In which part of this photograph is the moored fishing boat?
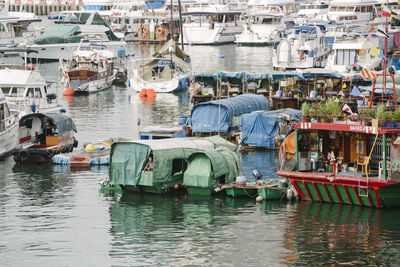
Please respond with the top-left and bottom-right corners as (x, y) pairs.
(183, 147), (239, 195)
(12, 112), (78, 164)
(130, 40), (191, 93)
(278, 101), (400, 208)
(101, 136), (237, 194)
(60, 42), (117, 94)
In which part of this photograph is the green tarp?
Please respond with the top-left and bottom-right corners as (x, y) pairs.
(183, 148), (239, 188)
(111, 143), (151, 186)
(110, 137), (230, 186)
(33, 24), (82, 45)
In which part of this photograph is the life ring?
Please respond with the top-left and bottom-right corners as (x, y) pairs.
(143, 27), (149, 34)
(276, 101), (285, 109)
(112, 25), (117, 32)
(64, 73), (69, 79)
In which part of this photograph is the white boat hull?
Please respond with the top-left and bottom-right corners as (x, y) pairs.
(23, 41), (127, 61)
(71, 75), (115, 94)
(182, 24), (243, 45)
(0, 115), (19, 157)
(130, 72), (191, 93)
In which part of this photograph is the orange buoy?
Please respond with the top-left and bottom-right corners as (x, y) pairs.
(139, 88), (147, 97)
(64, 87), (75, 96)
(174, 184), (179, 190)
(146, 89), (156, 97)
(257, 182), (261, 186)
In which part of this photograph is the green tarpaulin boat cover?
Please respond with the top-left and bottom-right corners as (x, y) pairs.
(33, 24), (82, 45)
(110, 136), (235, 186)
(183, 148), (239, 188)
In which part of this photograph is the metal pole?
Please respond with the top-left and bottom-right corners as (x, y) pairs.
(295, 129), (299, 171)
(178, 0), (184, 51)
(383, 134), (387, 179)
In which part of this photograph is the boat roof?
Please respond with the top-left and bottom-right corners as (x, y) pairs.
(294, 122), (400, 135)
(117, 137), (215, 151)
(140, 125), (184, 135)
(0, 69), (45, 87)
(19, 113), (77, 133)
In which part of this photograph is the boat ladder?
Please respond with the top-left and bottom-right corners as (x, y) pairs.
(358, 180), (370, 197)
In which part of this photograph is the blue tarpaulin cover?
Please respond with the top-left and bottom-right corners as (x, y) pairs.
(218, 72), (245, 79)
(190, 94), (269, 133)
(265, 108), (302, 122)
(240, 113), (279, 148)
(146, 0), (165, 9)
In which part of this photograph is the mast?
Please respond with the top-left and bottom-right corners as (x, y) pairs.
(178, 0), (184, 50)
(170, 0), (174, 40)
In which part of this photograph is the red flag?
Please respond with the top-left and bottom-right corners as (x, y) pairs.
(370, 26), (376, 31)
(382, 6), (391, 17)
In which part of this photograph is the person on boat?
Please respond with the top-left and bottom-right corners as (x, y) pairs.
(31, 117), (42, 143)
(144, 155), (154, 171)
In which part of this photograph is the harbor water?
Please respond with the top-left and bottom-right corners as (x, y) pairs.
(1, 44), (400, 266)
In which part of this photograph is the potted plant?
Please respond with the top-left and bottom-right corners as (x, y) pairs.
(301, 102), (311, 122)
(393, 110), (400, 127)
(384, 111), (394, 128)
(325, 99), (342, 122)
(376, 104), (386, 126)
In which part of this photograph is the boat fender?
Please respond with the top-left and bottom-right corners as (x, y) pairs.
(252, 169), (263, 180)
(146, 89), (156, 97)
(286, 189), (294, 200)
(256, 196), (264, 202)
(214, 187), (221, 193)
(174, 184), (179, 190)
(292, 186), (299, 198)
(26, 63), (35, 70)
(64, 87), (75, 96)
(139, 88), (148, 97)
(112, 25), (117, 31)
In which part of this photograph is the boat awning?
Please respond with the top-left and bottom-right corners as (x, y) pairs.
(218, 71), (245, 79)
(190, 94), (270, 133)
(269, 71), (306, 81)
(245, 73), (269, 81)
(19, 113), (77, 133)
(194, 73), (218, 80)
(301, 72), (345, 80)
(33, 24), (80, 45)
(293, 26), (318, 34)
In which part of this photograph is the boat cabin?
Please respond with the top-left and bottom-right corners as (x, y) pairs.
(13, 112), (78, 164)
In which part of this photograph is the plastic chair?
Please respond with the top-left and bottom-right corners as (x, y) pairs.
(379, 160), (392, 179)
(355, 156), (369, 174)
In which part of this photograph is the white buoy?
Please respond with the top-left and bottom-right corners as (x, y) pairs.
(292, 187), (299, 198)
(287, 189), (294, 200)
(256, 196), (264, 202)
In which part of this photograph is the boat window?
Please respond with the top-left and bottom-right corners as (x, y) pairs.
(34, 88), (42, 98)
(345, 7), (354, 11)
(10, 87), (25, 97)
(0, 23), (5, 32)
(337, 6), (346, 11)
(27, 87), (34, 97)
(171, 158), (187, 176)
(361, 6), (367, 12)
(0, 103), (4, 121)
(262, 18), (273, 24)
(0, 87), (10, 95)
(336, 49), (356, 66)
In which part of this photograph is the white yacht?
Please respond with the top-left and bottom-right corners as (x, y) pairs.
(60, 42), (117, 94)
(0, 88), (19, 157)
(295, 1), (329, 24)
(273, 26), (330, 69)
(181, 1), (244, 45)
(0, 48), (66, 115)
(325, 34), (382, 74)
(130, 40), (191, 93)
(19, 11), (127, 61)
(327, 0), (379, 24)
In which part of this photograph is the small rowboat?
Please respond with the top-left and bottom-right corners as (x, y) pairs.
(69, 154), (91, 168)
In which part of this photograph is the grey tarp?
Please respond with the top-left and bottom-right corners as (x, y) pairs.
(19, 112), (77, 133)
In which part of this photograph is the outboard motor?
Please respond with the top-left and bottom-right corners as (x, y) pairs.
(252, 169), (262, 181)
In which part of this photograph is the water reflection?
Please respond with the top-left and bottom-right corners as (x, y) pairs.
(283, 202), (400, 266)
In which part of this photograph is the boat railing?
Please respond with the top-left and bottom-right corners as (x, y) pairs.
(7, 96), (59, 110)
(302, 104), (400, 128)
(0, 112), (18, 132)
